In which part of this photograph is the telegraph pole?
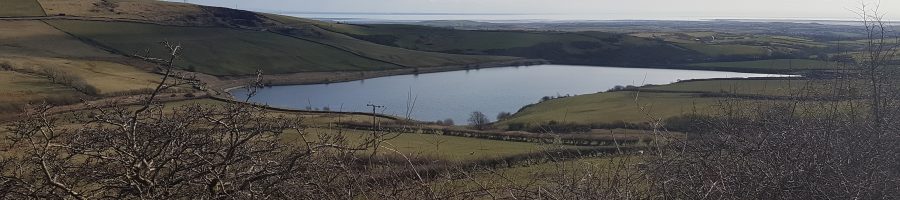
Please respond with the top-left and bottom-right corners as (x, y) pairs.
(366, 104), (385, 165)
(366, 104), (384, 132)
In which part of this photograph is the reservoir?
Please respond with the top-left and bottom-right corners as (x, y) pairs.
(231, 65), (783, 123)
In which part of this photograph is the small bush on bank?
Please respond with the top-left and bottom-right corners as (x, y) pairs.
(42, 68), (100, 96)
(0, 61), (11, 71)
(663, 114), (717, 134)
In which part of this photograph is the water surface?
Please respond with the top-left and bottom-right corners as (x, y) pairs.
(231, 65), (782, 123)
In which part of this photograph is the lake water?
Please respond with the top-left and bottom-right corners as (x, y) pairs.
(230, 65), (782, 123)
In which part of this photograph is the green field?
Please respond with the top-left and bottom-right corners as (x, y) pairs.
(291, 127), (568, 162)
(308, 22), (703, 66)
(502, 77), (858, 126)
(501, 91), (723, 126)
(0, 0), (45, 17)
(644, 79), (816, 96)
(47, 20), (405, 76)
(688, 59), (833, 71)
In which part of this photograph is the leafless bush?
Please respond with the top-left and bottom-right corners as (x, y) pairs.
(0, 61), (11, 71)
(647, 102), (900, 199)
(42, 68), (100, 96)
(468, 111), (489, 130)
(91, 0), (118, 13)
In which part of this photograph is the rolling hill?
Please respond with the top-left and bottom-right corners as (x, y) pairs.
(306, 23), (707, 66)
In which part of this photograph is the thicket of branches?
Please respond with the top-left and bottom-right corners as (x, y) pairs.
(645, 4), (900, 199)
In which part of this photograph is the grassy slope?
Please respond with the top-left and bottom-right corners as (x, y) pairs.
(263, 14), (520, 68)
(47, 20), (403, 76)
(315, 23), (702, 66)
(0, 56), (161, 95)
(0, 0), (46, 17)
(292, 128), (563, 162)
(501, 77), (843, 126)
(36, 1), (524, 76)
(689, 59), (832, 70)
(38, 0), (247, 26)
(676, 43), (768, 57)
(501, 91), (722, 125)
(644, 79), (814, 96)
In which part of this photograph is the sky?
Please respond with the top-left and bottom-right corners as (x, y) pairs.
(176, 0), (900, 20)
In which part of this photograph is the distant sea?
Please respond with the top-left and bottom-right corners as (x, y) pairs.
(278, 12), (869, 25)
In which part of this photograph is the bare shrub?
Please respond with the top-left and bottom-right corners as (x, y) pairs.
(0, 61), (11, 71)
(648, 102), (900, 199)
(42, 68), (100, 96)
(645, 4), (900, 199)
(468, 111), (489, 130)
(496, 111), (512, 121)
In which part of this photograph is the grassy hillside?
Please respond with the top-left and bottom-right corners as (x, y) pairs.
(630, 31), (822, 58)
(292, 128), (563, 162)
(500, 91), (722, 126)
(643, 79), (814, 96)
(312, 23), (704, 66)
(264, 14), (519, 68)
(47, 20), (406, 75)
(676, 43), (769, 57)
(0, 56), (161, 95)
(38, 0), (281, 27)
(0, 0), (46, 17)
(500, 78), (837, 127)
(688, 59), (832, 71)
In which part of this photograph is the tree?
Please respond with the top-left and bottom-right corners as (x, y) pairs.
(496, 112), (512, 121)
(441, 118), (454, 126)
(468, 111), (489, 130)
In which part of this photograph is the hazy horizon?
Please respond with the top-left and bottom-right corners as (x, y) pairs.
(172, 0), (899, 21)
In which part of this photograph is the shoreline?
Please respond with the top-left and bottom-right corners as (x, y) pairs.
(212, 59), (810, 94)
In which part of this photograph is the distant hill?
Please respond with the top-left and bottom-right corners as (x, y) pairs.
(307, 23), (707, 67)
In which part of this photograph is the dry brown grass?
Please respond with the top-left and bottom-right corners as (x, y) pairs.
(38, 0), (281, 27)
(0, 70), (84, 114)
(0, 56), (161, 95)
(39, 0), (204, 24)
